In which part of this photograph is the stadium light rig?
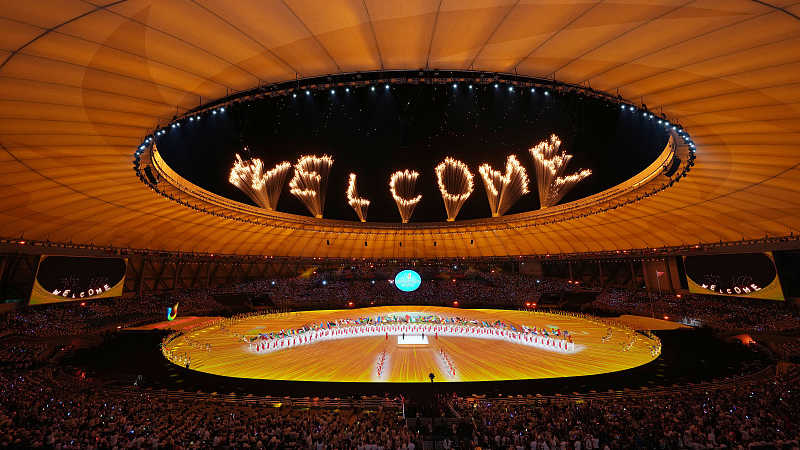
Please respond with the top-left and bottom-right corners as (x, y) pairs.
(436, 157), (474, 221)
(529, 135), (591, 208)
(346, 173), (370, 222)
(289, 155), (334, 218)
(390, 170), (422, 223)
(479, 155), (530, 217)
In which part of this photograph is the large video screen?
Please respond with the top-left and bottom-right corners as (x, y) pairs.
(683, 252), (784, 301)
(394, 270), (422, 292)
(29, 256), (127, 305)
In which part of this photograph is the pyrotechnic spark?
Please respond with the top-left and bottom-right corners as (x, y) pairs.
(289, 155), (334, 218)
(479, 155), (529, 217)
(435, 157), (474, 221)
(529, 135), (591, 208)
(228, 153), (290, 210)
(390, 170), (422, 223)
(346, 173), (370, 222)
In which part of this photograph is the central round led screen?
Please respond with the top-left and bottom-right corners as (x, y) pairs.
(394, 270), (422, 292)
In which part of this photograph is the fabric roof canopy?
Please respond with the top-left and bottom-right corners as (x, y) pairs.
(1, 0), (798, 258)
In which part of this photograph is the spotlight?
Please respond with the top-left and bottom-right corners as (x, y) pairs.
(345, 87), (350, 92)
(293, 93), (297, 97)
(171, 124), (175, 128)
(220, 107), (225, 112)
(544, 91), (549, 95)
(531, 88), (535, 92)
(385, 84), (389, 89)
(306, 90), (310, 95)
(453, 83), (457, 88)
(371, 86), (375, 91)
(331, 89), (335, 94)
(508, 86), (513, 92)
(468, 85), (473, 89)
(629, 106), (635, 110)
(212, 110), (217, 115)
(189, 117), (194, 121)
(621, 104), (626, 110)
(494, 83), (498, 88)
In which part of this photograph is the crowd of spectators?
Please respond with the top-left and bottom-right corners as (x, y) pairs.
(222, 271), (597, 309)
(0, 365), (798, 449)
(0, 289), (226, 338)
(454, 367), (800, 450)
(780, 339), (800, 362)
(0, 341), (46, 371)
(1, 267), (800, 448)
(0, 369), (413, 450)
(1, 268), (799, 339)
(588, 289), (800, 333)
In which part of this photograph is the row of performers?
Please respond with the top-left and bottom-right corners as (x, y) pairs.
(246, 323), (576, 353)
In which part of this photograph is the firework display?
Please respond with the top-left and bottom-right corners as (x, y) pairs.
(228, 153), (291, 210)
(529, 135), (591, 208)
(478, 155), (530, 217)
(436, 157), (474, 221)
(228, 135), (593, 220)
(390, 170), (422, 223)
(346, 173), (370, 222)
(289, 155), (334, 218)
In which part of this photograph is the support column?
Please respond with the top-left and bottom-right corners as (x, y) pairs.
(0, 256), (7, 285)
(630, 260), (637, 289)
(135, 258), (146, 296)
(173, 258), (181, 292)
(663, 258), (674, 293)
(642, 260), (651, 291)
(598, 261), (604, 287)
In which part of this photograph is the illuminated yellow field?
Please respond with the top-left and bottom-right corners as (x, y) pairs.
(166, 306), (659, 383)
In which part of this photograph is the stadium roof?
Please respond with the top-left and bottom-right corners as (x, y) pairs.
(1, 0), (798, 258)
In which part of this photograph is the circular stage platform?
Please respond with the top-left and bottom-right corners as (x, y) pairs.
(163, 306), (660, 383)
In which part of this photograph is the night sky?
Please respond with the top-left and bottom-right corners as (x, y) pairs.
(157, 83), (668, 223)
